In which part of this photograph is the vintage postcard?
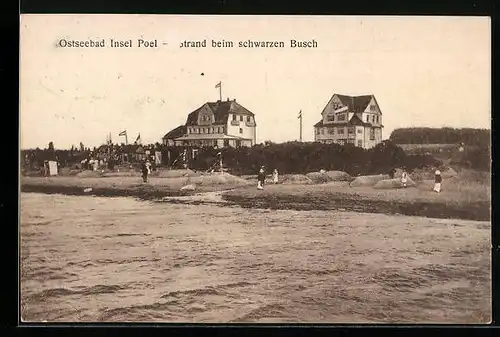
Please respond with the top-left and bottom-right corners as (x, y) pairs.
(19, 15), (491, 323)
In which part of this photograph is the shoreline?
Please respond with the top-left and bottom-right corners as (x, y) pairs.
(221, 190), (490, 222)
(21, 177), (490, 222)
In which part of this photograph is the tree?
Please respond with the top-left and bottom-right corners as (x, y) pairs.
(79, 142), (85, 152)
(48, 141), (54, 151)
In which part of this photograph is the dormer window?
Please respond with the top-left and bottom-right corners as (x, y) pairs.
(337, 114), (346, 121)
(232, 115), (237, 121)
(247, 116), (251, 122)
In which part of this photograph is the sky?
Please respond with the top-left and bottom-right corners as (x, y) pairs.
(20, 15), (491, 149)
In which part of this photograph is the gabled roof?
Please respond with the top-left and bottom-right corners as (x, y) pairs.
(335, 94), (374, 113)
(186, 100), (254, 126)
(163, 125), (186, 139)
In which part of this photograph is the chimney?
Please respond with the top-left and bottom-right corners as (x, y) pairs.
(233, 99), (236, 102)
(227, 97), (229, 101)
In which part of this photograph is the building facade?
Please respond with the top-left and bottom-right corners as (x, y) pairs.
(314, 93), (383, 149)
(162, 99), (257, 148)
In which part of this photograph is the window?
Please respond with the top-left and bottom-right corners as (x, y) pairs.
(320, 128), (324, 135)
(315, 128), (318, 135)
(348, 128), (354, 134)
(326, 115), (335, 122)
(247, 116), (251, 122)
(328, 127), (335, 134)
(239, 128), (243, 134)
(240, 115), (243, 121)
(357, 140), (363, 147)
(370, 128), (375, 140)
(337, 128), (344, 134)
(232, 114), (237, 121)
(376, 116), (380, 123)
(223, 139), (230, 147)
(372, 115), (375, 123)
(366, 115), (369, 122)
(370, 104), (376, 112)
(347, 139), (355, 144)
(357, 129), (362, 134)
(338, 114), (346, 121)
(236, 140), (242, 147)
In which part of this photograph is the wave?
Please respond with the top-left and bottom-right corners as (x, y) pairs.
(231, 303), (288, 322)
(27, 284), (127, 302)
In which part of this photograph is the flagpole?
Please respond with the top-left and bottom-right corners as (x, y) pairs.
(299, 110), (303, 142)
(125, 132), (128, 145)
(219, 82), (222, 101)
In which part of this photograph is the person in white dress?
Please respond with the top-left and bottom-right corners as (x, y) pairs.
(400, 168), (408, 188)
(272, 169), (279, 184)
(433, 170), (442, 193)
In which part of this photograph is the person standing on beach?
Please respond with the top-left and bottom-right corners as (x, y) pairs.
(141, 159), (149, 183)
(433, 169), (442, 193)
(272, 168), (279, 184)
(257, 166), (265, 190)
(400, 168), (408, 188)
(389, 167), (396, 179)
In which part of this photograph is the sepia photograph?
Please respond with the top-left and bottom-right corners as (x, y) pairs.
(19, 15), (491, 323)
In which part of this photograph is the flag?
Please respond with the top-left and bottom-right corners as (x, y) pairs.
(135, 133), (141, 143)
(119, 130), (127, 136)
(298, 110), (302, 119)
(215, 81), (221, 89)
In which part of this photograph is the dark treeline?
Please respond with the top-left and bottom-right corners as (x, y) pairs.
(185, 141), (442, 176)
(389, 127), (490, 147)
(21, 141), (444, 176)
(23, 139), (489, 176)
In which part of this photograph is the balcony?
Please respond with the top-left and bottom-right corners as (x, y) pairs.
(231, 120), (240, 126)
(245, 121), (256, 127)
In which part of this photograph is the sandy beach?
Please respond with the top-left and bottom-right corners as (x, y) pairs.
(21, 168), (490, 221)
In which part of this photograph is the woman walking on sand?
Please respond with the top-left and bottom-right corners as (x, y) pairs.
(272, 168), (279, 184)
(257, 166), (265, 190)
(401, 168), (408, 188)
(141, 159), (149, 183)
(433, 169), (442, 193)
